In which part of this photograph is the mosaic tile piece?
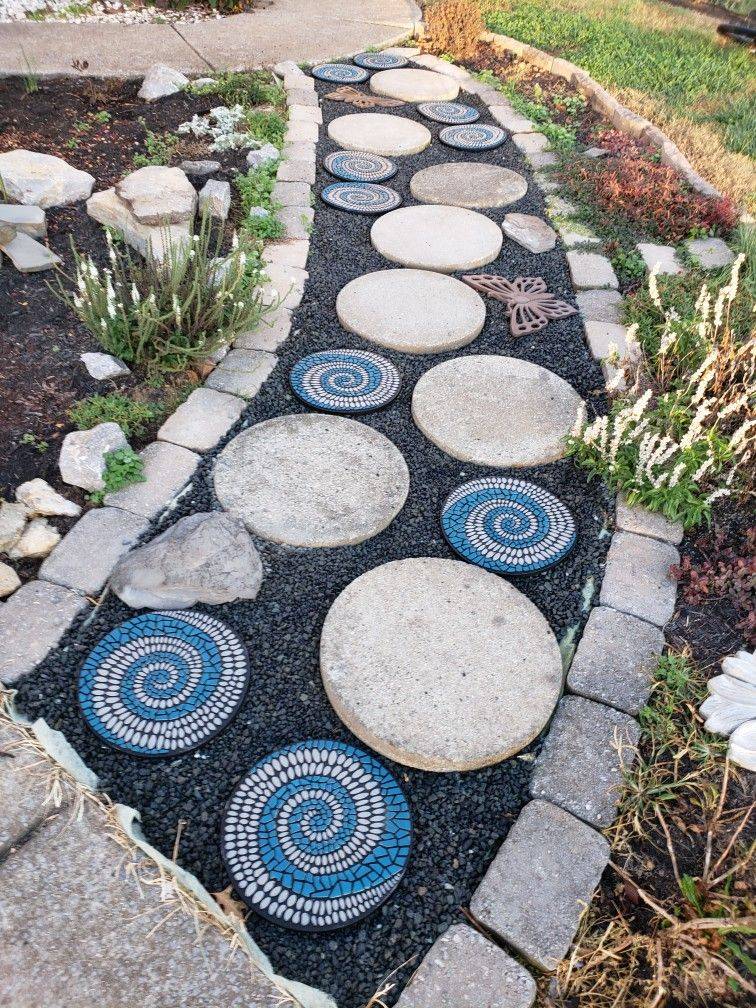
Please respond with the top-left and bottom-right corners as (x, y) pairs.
(353, 52), (408, 70)
(439, 123), (506, 151)
(461, 274), (578, 337)
(324, 151), (397, 183)
(441, 477), (576, 574)
(313, 63), (369, 84)
(290, 349), (401, 414)
(324, 85), (405, 109)
(222, 740), (412, 931)
(78, 610), (249, 757)
(417, 101), (480, 125)
(321, 181), (401, 215)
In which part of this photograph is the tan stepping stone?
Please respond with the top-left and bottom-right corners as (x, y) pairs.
(214, 414), (409, 548)
(320, 558), (562, 771)
(336, 269), (486, 354)
(328, 113), (431, 157)
(370, 68), (459, 102)
(412, 355), (584, 467)
(371, 205), (502, 273)
(409, 162), (527, 209)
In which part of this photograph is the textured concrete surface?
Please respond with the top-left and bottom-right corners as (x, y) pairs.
(370, 67), (459, 102)
(0, 580), (87, 684)
(409, 162), (528, 209)
(328, 113), (432, 157)
(600, 531), (680, 627)
(371, 205), (502, 272)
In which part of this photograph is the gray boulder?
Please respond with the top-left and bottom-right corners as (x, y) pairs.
(138, 64), (189, 102)
(0, 150), (95, 208)
(110, 511), (263, 609)
(58, 422), (128, 491)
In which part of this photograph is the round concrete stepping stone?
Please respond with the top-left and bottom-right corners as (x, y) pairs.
(354, 51), (408, 70)
(370, 67), (459, 102)
(313, 63), (369, 84)
(441, 477), (576, 574)
(321, 181), (401, 215)
(371, 205), (502, 272)
(409, 162), (527, 209)
(78, 610), (249, 757)
(417, 100), (479, 124)
(324, 151), (396, 182)
(328, 113), (431, 157)
(336, 269), (486, 354)
(289, 349), (401, 413)
(222, 739), (411, 931)
(412, 356), (584, 467)
(214, 414), (409, 547)
(439, 123), (506, 151)
(320, 558), (562, 771)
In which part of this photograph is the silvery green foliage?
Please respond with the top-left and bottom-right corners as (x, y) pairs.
(177, 105), (261, 153)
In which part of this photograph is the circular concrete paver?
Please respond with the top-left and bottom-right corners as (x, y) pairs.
(320, 557), (562, 771)
(370, 68), (459, 102)
(336, 269), (486, 354)
(371, 205), (503, 273)
(214, 414), (409, 547)
(412, 356), (585, 467)
(328, 114), (432, 157)
(409, 162), (528, 209)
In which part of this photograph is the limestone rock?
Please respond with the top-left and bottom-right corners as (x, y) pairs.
(16, 479), (81, 518)
(0, 502), (28, 553)
(137, 63), (189, 102)
(0, 150), (95, 208)
(111, 511), (263, 610)
(58, 422), (128, 492)
(80, 352), (130, 380)
(7, 518), (61, 560)
(0, 561), (21, 599)
(0, 204), (46, 237)
(0, 233), (61, 273)
(198, 179), (231, 220)
(246, 143), (279, 168)
(502, 212), (557, 253)
(87, 187), (191, 261)
(685, 237), (734, 270)
(637, 242), (683, 275)
(115, 166), (197, 226)
(179, 160), (221, 178)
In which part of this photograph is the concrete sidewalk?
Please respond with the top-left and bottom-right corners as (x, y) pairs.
(0, 0), (421, 77)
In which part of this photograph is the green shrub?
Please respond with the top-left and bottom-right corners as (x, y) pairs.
(133, 120), (180, 168)
(189, 71), (285, 110)
(244, 109), (287, 149)
(90, 447), (145, 504)
(235, 162), (285, 241)
(69, 394), (163, 438)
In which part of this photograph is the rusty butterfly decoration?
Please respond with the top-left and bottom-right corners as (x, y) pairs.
(325, 86), (405, 109)
(462, 275), (577, 338)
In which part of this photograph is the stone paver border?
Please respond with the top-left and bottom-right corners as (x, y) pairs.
(0, 44), (687, 1008)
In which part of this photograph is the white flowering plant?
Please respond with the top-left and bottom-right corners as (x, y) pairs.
(55, 214), (268, 377)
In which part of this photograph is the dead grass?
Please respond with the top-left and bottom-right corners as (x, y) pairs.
(423, 0), (485, 59)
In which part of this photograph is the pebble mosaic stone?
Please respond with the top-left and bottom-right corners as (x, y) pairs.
(439, 124), (506, 151)
(78, 610), (249, 757)
(417, 101), (480, 124)
(312, 63), (369, 84)
(222, 740), (411, 931)
(441, 477), (576, 575)
(321, 181), (401, 215)
(290, 349), (401, 414)
(353, 51), (408, 69)
(324, 151), (397, 183)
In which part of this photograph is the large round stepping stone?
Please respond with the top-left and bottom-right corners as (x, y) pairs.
(214, 414), (409, 548)
(370, 68), (459, 102)
(410, 162), (528, 209)
(412, 356), (585, 467)
(371, 205), (502, 273)
(328, 114), (431, 157)
(336, 269), (486, 354)
(320, 558), (562, 771)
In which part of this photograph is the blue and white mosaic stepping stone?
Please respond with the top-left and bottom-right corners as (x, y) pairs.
(321, 181), (401, 215)
(324, 150), (397, 183)
(78, 610), (249, 757)
(290, 349), (401, 413)
(222, 740), (412, 931)
(441, 477), (576, 574)
(353, 51), (408, 70)
(312, 63), (369, 84)
(439, 123), (506, 151)
(417, 101), (480, 125)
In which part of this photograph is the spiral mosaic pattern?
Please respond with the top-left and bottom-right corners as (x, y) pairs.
(324, 151), (397, 183)
(321, 181), (401, 215)
(417, 101), (480, 125)
(78, 611), (249, 757)
(222, 740), (412, 931)
(439, 123), (506, 151)
(312, 63), (369, 84)
(353, 52), (408, 70)
(290, 349), (401, 413)
(441, 477), (576, 574)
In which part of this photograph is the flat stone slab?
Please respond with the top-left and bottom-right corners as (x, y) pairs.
(685, 237), (734, 270)
(320, 558), (562, 771)
(637, 242), (683, 275)
(336, 268), (486, 354)
(371, 205), (502, 273)
(567, 251), (619, 289)
(103, 441), (200, 520)
(470, 799), (609, 972)
(0, 580), (87, 684)
(412, 356), (584, 468)
(394, 923), (536, 1008)
(409, 163), (527, 209)
(234, 307), (293, 352)
(512, 132), (549, 154)
(584, 321), (636, 363)
(567, 605), (664, 715)
(39, 507), (149, 597)
(576, 288), (624, 324)
(157, 387), (245, 452)
(328, 114), (431, 157)
(502, 212), (557, 253)
(214, 414), (409, 548)
(204, 349), (277, 399)
(600, 531), (680, 627)
(115, 165), (197, 226)
(370, 68), (459, 102)
(616, 493), (683, 545)
(530, 696), (640, 828)
(0, 232), (61, 273)
(0, 204), (46, 237)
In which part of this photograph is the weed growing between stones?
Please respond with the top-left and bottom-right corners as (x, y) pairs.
(234, 161), (285, 241)
(89, 445), (145, 504)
